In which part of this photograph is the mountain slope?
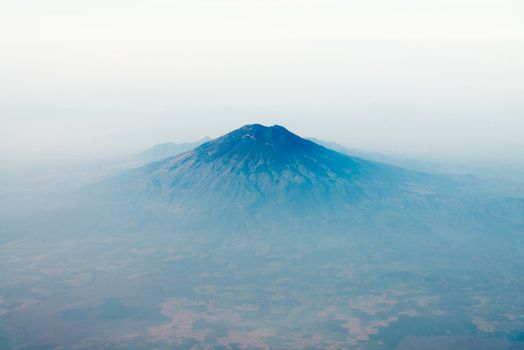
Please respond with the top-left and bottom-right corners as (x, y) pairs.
(95, 124), (451, 229)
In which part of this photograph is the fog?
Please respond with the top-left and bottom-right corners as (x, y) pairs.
(2, 0), (524, 165)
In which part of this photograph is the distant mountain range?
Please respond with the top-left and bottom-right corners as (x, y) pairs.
(135, 137), (211, 163)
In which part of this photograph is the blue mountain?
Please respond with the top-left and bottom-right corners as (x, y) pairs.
(95, 124), (454, 230)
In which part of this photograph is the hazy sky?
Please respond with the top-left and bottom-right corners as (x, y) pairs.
(1, 0), (523, 164)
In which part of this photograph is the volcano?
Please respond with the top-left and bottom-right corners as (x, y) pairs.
(97, 124), (446, 229)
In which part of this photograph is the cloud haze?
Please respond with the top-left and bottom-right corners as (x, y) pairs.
(1, 0), (523, 164)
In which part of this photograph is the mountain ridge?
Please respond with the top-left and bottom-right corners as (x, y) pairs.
(136, 137), (212, 163)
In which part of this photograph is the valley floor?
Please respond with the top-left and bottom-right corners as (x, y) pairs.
(1, 228), (523, 349)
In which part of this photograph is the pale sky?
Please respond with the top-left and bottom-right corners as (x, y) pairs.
(1, 0), (523, 164)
